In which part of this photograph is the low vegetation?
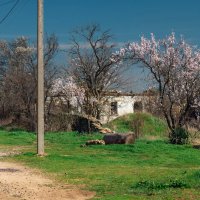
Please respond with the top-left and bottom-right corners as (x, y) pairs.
(106, 113), (168, 138)
(0, 126), (200, 199)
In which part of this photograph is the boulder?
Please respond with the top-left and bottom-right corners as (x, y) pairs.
(99, 127), (113, 134)
(72, 115), (101, 133)
(72, 115), (115, 134)
(103, 133), (136, 145)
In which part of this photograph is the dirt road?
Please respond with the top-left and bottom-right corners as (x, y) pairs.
(0, 161), (94, 200)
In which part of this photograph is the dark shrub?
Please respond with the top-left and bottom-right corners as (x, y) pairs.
(170, 127), (189, 144)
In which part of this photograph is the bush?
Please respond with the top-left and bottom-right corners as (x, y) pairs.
(132, 179), (188, 191)
(47, 113), (76, 131)
(170, 127), (189, 144)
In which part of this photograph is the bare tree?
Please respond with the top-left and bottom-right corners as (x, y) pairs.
(0, 35), (59, 131)
(68, 24), (125, 120)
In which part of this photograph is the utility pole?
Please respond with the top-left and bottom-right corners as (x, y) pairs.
(37, 0), (44, 155)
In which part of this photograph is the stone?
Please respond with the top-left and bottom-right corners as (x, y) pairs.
(103, 133), (136, 145)
(99, 127), (113, 134)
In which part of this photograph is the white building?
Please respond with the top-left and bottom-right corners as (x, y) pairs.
(100, 91), (148, 124)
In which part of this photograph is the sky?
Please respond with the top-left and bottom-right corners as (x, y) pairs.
(0, 0), (200, 91)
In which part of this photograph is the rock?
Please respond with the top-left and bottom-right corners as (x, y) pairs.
(85, 139), (105, 146)
(72, 115), (103, 133)
(99, 127), (113, 134)
(71, 114), (115, 134)
(103, 133), (136, 145)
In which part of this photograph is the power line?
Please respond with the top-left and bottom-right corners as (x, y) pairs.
(0, 0), (20, 25)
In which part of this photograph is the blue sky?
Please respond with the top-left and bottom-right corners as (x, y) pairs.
(0, 0), (200, 91)
(1, 0), (200, 43)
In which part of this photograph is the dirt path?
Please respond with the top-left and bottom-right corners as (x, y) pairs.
(0, 161), (95, 200)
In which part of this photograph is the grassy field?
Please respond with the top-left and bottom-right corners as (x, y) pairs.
(0, 128), (200, 199)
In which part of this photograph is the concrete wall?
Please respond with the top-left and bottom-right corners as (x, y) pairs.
(100, 95), (147, 124)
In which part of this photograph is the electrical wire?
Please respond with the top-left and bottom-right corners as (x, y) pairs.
(0, 0), (20, 25)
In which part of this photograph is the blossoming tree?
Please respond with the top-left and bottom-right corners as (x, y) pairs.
(51, 76), (85, 109)
(121, 33), (200, 143)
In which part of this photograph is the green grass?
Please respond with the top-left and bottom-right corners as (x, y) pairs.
(0, 129), (200, 200)
(105, 113), (168, 138)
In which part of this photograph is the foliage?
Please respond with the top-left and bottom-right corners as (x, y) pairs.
(51, 77), (85, 108)
(170, 127), (189, 144)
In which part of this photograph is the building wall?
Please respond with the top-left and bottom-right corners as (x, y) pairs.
(100, 95), (147, 124)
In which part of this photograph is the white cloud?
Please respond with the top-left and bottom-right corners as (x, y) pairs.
(59, 41), (126, 50)
(0, 34), (36, 39)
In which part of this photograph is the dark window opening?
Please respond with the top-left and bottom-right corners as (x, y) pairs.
(134, 101), (143, 112)
(111, 102), (118, 115)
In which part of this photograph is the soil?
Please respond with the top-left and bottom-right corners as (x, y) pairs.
(0, 160), (95, 200)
